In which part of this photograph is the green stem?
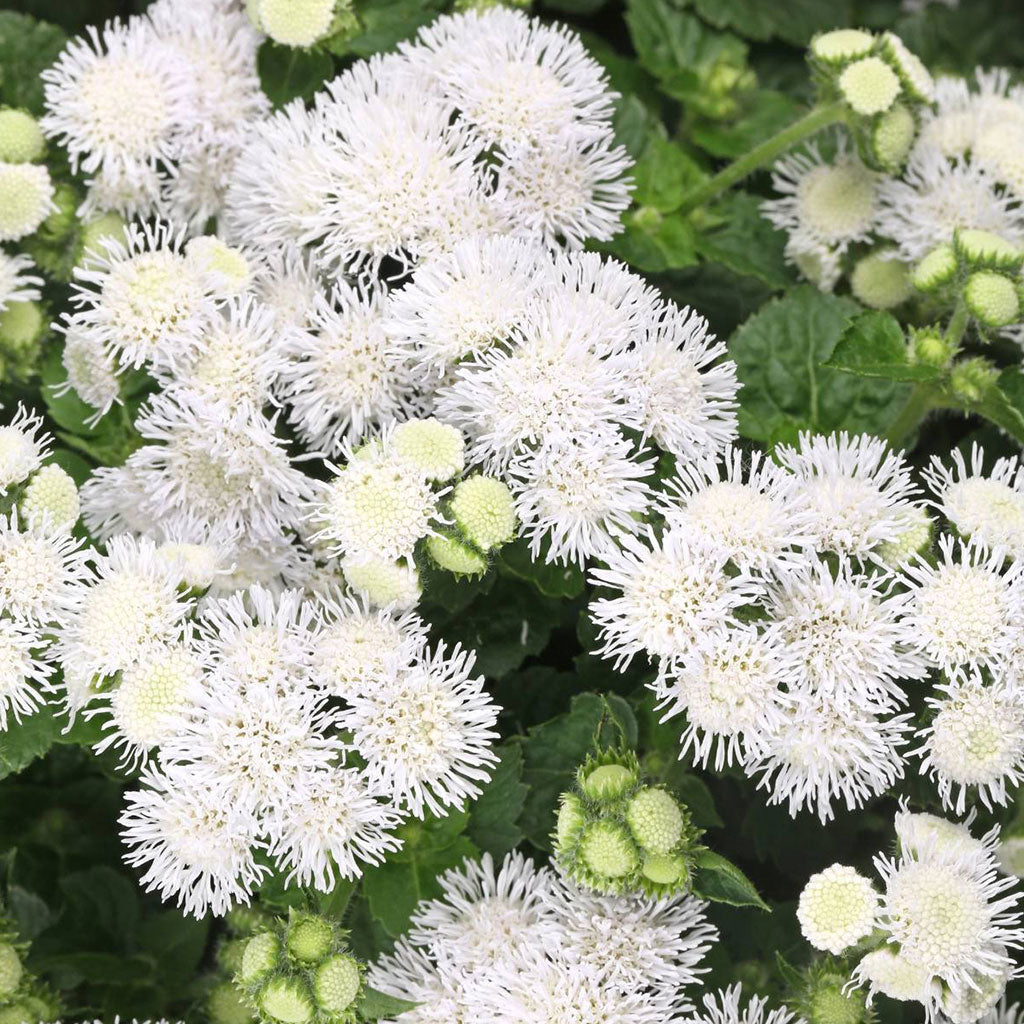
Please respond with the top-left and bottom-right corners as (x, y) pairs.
(945, 298), (969, 353)
(886, 383), (939, 449)
(680, 101), (849, 213)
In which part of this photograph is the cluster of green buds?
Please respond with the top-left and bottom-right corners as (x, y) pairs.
(205, 904), (279, 1024)
(0, 916), (61, 1024)
(913, 228), (1024, 331)
(807, 29), (933, 173)
(553, 748), (703, 897)
(783, 958), (873, 1024)
(235, 910), (364, 1024)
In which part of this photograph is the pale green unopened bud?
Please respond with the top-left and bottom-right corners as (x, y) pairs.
(0, 108), (44, 163)
(258, 976), (315, 1024)
(392, 418), (465, 483)
(0, 943), (22, 998)
(964, 271), (1021, 328)
(850, 251), (912, 309)
(803, 971), (869, 1024)
(342, 556), (421, 610)
(877, 504), (933, 565)
(579, 821), (639, 881)
(555, 792), (586, 845)
(810, 29), (875, 65)
(870, 104), (915, 172)
(880, 32), (933, 104)
(285, 913), (333, 965)
(208, 980), (255, 1024)
(426, 533), (488, 576)
(950, 358), (999, 405)
(20, 464), (80, 531)
(581, 763), (637, 803)
(79, 211), (128, 261)
(0, 1002), (34, 1024)
(910, 328), (953, 368)
(911, 244), (957, 292)
(253, 0), (339, 47)
(313, 954), (361, 1013)
(954, 228), (1024, 273)
(626, 787), (685, 855)
(641, 852), (689, 887)
(450, 475), (517, 551)
(186, 235), (252, 296)
(239, 931), (281, 984)
(0, 300), (44, 352)
(839, 57), (901, 115)
(217, 936), (250, 976)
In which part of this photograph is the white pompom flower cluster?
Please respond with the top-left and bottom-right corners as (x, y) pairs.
(369, 851), (718, 1023)
(591, 434), (1024, 823)
(798, 810), (1024, 1024)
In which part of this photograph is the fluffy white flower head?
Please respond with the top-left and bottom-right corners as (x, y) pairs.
(797, 864), (879, 954)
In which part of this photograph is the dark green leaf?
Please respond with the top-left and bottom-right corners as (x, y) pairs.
(0, 707), (62, 781)
(0, 13), (67, 114)
(7, 886), (53, 940)
(689, 90), (802, 159)
(827, 311), (944, 382)
(257, 41), (334, 107)
(356, 986), (419, 1021)
(57, 867), (140, 951)
(730, 286), (909, 443)
(694, 192), (791, 289)
(692, 849), (770, 910)
(598, 210), (699, 273)
(970, 372), (1024, 444)
(467, 745), (528, 858)
(327, 0), (447, 57)
(137, 911), (209, 988)
(632, 135), (705, 214)
(686, 0), (851, 46)
(498, 539), (585, 599)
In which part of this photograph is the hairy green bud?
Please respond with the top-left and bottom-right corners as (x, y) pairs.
(239, 932), (281, 984)
(258, 976), (315, 1024)
(313, 954), (362, 1013)
(285, 913), (334, 966)
(964, 270), (1021, 328)
(626, 787), (685, 855)
(0, 942), (22, 998)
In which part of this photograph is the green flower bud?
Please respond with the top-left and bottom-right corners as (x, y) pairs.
(954, 228), (1024, 273)
(449, 475), (517, 551)
(796, 968), (870, 1024)
(909, 327), (954, 368)
(911, 244), (957, 293)
(258, 976), (315, 1024)
(0, 162), (54, 243)
(810, 29), (875, 64)
(79, 211), (128, 261)
(217, 936), (251, 976)
(850, 250), (912, 309)
(555, 792), (586, 846)
(964, 270), (1021, 328)
(0, 1003), (34, 1024)
(839, 57), (901, 116)
(426, 533), (488, 576)
(641, 852), (690, 887)
(579, 820), (640, 881)
(313, 953), (362, 1013)
(580, 763), (637, 803)
(20, 464), (80, 531)
(0, 943), (22, 998)
(876, 504), (933, 565)
(185, 235), (252, 296)
(870, 103), (916, 172)
(0, 108), (45, 163)
(949, 357), (999, 406)
(880, 32), (933, 105)
(239, 931), (281, 984)
(0, 300), (44, 354)
(285, 913), (334, 966)
(342, 556), (420, 610)
(392, 418), (465, 483)
(626, 787), (685, 855)
(252, 0), (340, 48)
(228, 904), (275, 937)
(208, 980), (256, 1024)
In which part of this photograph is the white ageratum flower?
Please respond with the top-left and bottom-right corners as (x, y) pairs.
(311, 443), (441, 564)
(508, 429), (654, 566)
(610, 302), (738, 462)
(58, 324), (122, 424)
(545, 872), (718, 1014)
(0, 405), (48, 494)
(0, 618), (50, 730)
(120, 765), (268, 919)
(589, 526), (762, 675)
(752, 695), (912, 822)
(0, 512), (90, 625)
(766, 555), (925, 711)
(341, 555), (422, 612)
(869, 821), (1024, 1013)
(0, 252), (42, 313)
(264, 767), (404, 891)
(775, 431), (921, 560)
(876, 150), (1024, 262)
(680, 985), (803, 1024)
(336, 642), (499, 818)
(93, 640), (204, 770)
(761, 141), (879, 288)
(924, 445), (1024, 556)
(40, 16), (192, 189)
(279, 283), (418, 457)
(855, 947), (936, 1004)
(899, 536), (1024, 675)
(797, 864), (880, 954)
(895, 808), (988, 861)
(63, 221), (219, 374)
(406, 8), (614, 150)
(661, 448), (810, 574)
(383, 233), (544, 379)
(914, 677), (1024, 814)
(657, 624), (792, 771)
(0, 161), (56, 242)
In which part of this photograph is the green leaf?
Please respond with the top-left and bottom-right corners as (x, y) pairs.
(136, 910), (209, 989)
(0, 13), (67, 114)
(694, 191), (791, 289)
(598, 210), (699, 273)
(467, 744), (528, 858)
(356, 986), (419, 1021)
(826, 311), (944, 382)
(257, 41), (334, 107)
(632, 135), (705, 214)
(516, 693), (610, 850)
(0, 707), (62, 781)
(689, 89), (803, 159)
(327, 0), (447, 57)
(7, 886), (53, 941)
(970, 372), (1024, 444)
(730, 286), (909, 444)
(692, 849), (770, 910)
(498, 539), (585, 599)
(57, 867), (140, 951)
(684, 0), (851, 46)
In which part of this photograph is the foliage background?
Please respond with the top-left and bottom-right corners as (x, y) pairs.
(4, 0), (1024, 1019)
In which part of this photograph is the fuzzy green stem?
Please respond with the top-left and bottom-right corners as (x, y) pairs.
(679, 101), (849, 213)
(945, 298), (969, 352)
(886, 383), (940, 449)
